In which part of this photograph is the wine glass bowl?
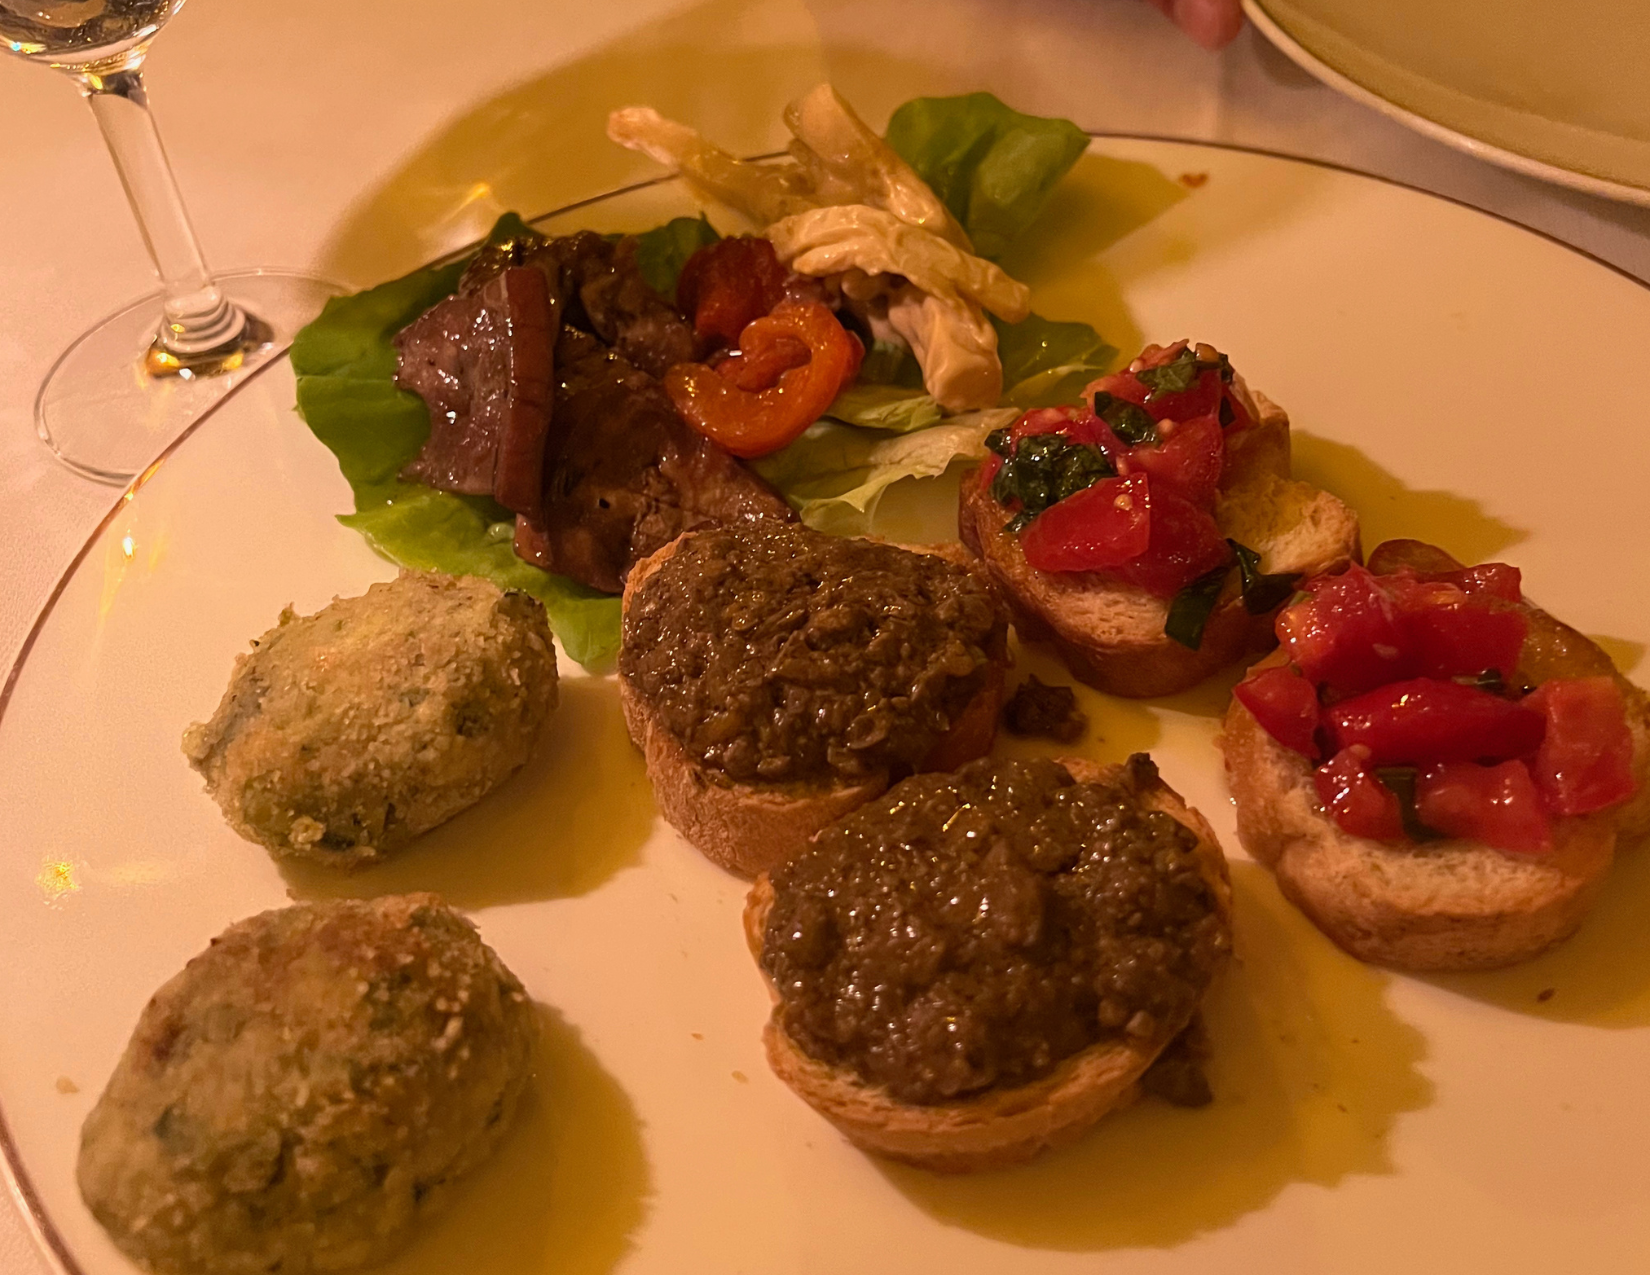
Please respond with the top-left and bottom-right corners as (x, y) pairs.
(0, 0), (181, 69)
(1, 0), (340, 483)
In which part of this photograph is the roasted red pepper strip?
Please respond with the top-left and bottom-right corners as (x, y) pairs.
(676, 235), (789, 349)
(664, 300), (863, 459)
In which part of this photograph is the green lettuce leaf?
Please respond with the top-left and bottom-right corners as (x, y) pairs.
(754, 409), (1019, 534)
(290, 213), (621, 667)
(823, 310), (1114, 433)
(996, 312), (1117, 407)
(884, 92), (1089, 260)
(823, 383), (943, 433)
(632, 214), (720, 298)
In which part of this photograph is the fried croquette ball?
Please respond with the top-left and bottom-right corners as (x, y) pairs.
(183, 572), (557, 867)
(77, 894), (535, 1275)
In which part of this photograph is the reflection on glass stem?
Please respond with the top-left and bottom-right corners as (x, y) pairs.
(73, 63), (272, 374)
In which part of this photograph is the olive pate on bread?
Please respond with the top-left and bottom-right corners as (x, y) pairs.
(618, 521), (1012, 877)
(744, 754), (1231, 1171)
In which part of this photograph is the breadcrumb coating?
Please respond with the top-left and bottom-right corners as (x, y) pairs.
(183, 572), (557, 867)
(77, 894), (536, 1274)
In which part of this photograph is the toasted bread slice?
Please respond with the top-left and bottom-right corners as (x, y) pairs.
(1221, 384), (1292, 489)
(1222, 542), (1650, 971)
(620, 533), (1009, 879)
(743, 758), (1231, 1172)
(1223, 656), (1616, 971)
(959, 392), (1359, 699)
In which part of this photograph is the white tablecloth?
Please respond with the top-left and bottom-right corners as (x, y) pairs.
(3, 1), (1646, 1270)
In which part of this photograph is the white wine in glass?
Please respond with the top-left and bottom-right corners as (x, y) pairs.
(1, 0), (340, 483)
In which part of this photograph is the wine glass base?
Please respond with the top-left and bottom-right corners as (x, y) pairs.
(36, 269), (345, 485)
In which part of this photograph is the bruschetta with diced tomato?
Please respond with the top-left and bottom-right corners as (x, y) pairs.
(1221, 539), (1650, 971)
(958, 341), (1360, 697)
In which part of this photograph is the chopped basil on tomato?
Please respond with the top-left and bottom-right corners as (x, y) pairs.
(1134, 344), (1234, 396)
(1372, 765), (1442, 843)
(990, 429), (1116, 531)
(1165, 561), (1230, 650)
(1232, 540), (1300, 615)
(1134, 347), (1203, 396)
(1019, 473), (1153, 572)
(1164, 539), (1298, 651)
(1090, 390), (1157, 445)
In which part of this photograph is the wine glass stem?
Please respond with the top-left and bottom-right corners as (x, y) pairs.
(72, 64), (246, 357)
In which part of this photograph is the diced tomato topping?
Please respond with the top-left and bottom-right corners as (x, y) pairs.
(1279, 565), (1417, 697)
(1123, 413), (1223, 508)
(1009, 406), (1080, 436)
(1314, 745), (1404, 841)
(676, 236), (788, 349)
(664, 300), (863, 458)
(1010, 405), (1117, 452)
(1325, 677), (1547, 767)
(1416, 760), (1553, 854)
(1020, 473), (1152, 572)
(1235, 664), (1321, 759)
(1524, 677), (1637, 815)
(1105, 488), (1232, 596)
(1436, 563), (1523, 604)
(1392, 590), (1531, 682)
(1084, 370), (1150, 407)
(1143, 367), (1223, 423)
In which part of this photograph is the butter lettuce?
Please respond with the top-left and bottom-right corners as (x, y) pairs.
(631, 214), (719, 298)
(884, 93), (1090, 260)
(754, 410), (1019, 535)
(291, 213), (622, 667)
(995, 312), (1116, 407)
(819, 311), (1113, 447)
(292, 95), (1109, 655)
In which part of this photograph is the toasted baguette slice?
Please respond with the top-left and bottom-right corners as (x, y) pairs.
(744, 758), (1231, 1172)
(619, 533), (1009, 879)
(1223, 655), (1616, 971)
(1222, 542), (1650, 971)
(1221, 383), (1292, 489)
(959, 391), (1359, 698)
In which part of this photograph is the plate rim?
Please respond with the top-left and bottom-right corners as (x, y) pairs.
(1243, 0), (1650, 209)
(6, 131), (1650, 1275)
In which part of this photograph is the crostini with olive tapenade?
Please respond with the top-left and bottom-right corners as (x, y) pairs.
(958, 341), (1360, 698)
(1222, 539), (1650, 971)
(743, 754), (1232, 1173)
(618, 521), (1011, 878)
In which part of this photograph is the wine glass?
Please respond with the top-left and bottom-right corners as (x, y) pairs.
(1, 0), (341, 483)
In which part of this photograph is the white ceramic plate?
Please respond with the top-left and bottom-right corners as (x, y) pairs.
(6, 138), (1650, 1275)
(1245, 0), (1650, 208)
